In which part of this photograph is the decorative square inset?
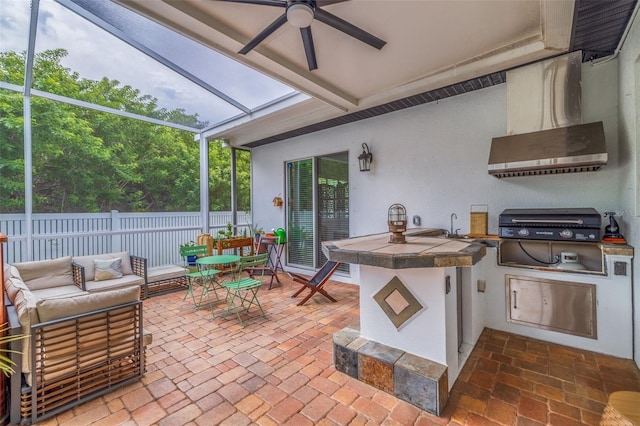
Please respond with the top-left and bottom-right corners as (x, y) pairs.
(386, 289), (410, 314)
(373, 276), (423, 329)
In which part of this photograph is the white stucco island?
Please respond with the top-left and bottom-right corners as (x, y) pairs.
(324, 228), (490, 414)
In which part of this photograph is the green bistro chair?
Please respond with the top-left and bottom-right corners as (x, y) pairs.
(219, 253), (269, 327)
(180, 244), (220, 309)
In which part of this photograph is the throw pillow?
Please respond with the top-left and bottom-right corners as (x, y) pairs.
(93, 258), (123, 281)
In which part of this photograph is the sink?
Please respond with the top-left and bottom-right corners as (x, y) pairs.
(405, 229), (475, 241)
(446, 234), (474, 240)
(406, 229), (447, 238)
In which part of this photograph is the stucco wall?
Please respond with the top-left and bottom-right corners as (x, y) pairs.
(251, 11), (640, 366)
(618, 9), (640, 366)
(252, 58), (622, 273)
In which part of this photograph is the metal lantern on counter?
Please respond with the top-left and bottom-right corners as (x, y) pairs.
(388, 203), (407, 243)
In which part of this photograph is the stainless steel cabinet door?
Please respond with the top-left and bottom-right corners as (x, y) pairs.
(506, 274), (596, 338)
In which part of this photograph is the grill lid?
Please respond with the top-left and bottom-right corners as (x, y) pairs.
(499, 208), (602, 228)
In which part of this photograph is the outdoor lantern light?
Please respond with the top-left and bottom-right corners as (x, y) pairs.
(358, 143), (373, 172)
(388, 203), (407, 243)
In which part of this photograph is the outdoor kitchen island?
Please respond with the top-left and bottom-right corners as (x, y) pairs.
(323, 228), (489, 415)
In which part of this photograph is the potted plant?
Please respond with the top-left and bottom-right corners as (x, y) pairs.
(215, 223), (254, 255)
(249, 223), (265, 244)
(180, 241), (198, 266)
(0, 322), (26, 377)
(216, 223), (235, 240)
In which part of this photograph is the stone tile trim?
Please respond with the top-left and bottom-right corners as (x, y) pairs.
(333, 327), (448, 415)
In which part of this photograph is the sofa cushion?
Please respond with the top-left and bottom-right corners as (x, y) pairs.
(31, 285), (87, 300)
(4, 277), (29, 304)
(14, 288), (39, 331)
(36, 285), (140, 323)
(8, 265), (21, 280)
(147, 264), (188, 282)
(13, 288), (39, 376)
(94, 258), (123, 281)
(84, 275), (144, 293)
(13, 256), (74, 291)
(4, 263), (16, 283)
(73, 252), (133, 281)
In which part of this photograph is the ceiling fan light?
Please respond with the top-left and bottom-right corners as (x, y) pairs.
(287, 3), (314, 28)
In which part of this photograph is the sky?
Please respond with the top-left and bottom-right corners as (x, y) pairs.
(0, 0), (298, 129)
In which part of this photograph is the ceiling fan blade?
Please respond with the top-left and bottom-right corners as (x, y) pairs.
(315, 0), (348, 6)
(218, 0), (285, 7)
(238, 13), (288, 54)
(300, 26), (318, 70)
(315, 8), (386, 50)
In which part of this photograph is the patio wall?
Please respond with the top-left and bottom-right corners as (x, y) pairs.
(251, 58), (622, 285)
(618, 12), (640, 366)
(251, 38), (640, 368)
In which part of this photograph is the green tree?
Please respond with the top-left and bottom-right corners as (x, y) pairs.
(0, 49), (250, 213)
(235, 149), (251, 211)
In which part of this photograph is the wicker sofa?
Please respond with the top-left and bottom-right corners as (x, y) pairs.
(3, 253), (151, 424)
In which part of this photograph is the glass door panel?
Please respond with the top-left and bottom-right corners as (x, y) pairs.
(317, 153), (349, 272)
(286, 159), (314, 268)
(286, 152), (349, 273)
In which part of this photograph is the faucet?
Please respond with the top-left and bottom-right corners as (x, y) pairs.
(450, 213), (457, 236)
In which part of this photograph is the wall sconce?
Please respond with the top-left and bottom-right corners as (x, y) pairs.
(272, 195), (284, 207)
(388, 203), (407, 243)
(358, 143), (373, 172)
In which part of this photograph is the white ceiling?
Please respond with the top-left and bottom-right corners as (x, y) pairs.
(115, 0), (576, 146)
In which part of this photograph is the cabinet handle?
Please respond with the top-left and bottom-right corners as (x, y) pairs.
(513, 290), (518, 309)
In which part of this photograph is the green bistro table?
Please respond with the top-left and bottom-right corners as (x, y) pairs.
(195, 255), (240, 307)
(197, 254), (241, 265)
(197, 254), (241, 279)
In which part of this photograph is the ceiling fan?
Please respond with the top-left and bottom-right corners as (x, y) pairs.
(220, 0), (386, 71)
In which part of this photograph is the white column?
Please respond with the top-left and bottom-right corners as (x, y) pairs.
(199, 134), (209, 234)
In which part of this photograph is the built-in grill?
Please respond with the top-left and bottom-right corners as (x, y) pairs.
(499, 208), (601, 242)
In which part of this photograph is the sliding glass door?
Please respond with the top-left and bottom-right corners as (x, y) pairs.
(317, 153), (349, 271)
(286, 152), (349, 272)
(286, 159), (314, 268)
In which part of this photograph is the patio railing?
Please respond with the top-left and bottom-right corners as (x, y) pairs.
(1, 211), (251, 267)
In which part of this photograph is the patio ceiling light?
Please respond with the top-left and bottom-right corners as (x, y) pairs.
(287, 3), (314, 28)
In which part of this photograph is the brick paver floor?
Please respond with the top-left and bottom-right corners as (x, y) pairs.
(38, 274), (640, 425)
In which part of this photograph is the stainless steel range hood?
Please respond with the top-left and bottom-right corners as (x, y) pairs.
(488, 121), (607, 178)
(488, 52), (608, 178)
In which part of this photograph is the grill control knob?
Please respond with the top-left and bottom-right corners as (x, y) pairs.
(560, 229), (573, 238)
(517, 228), (529, 237)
